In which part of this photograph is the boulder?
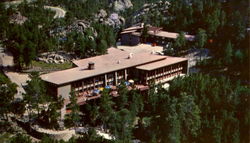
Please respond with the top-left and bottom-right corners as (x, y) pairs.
(96, 9), (108, 18)
(131, 1), (170, 24)
(9, 11), (27, 25)
(59, 59), (64, 64)
(112, 0), (133, 12)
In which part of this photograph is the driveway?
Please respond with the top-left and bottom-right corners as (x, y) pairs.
(0, 46), (29, 99)
(4, 71), (30, 99)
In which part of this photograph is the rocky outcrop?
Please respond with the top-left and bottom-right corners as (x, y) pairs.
(110, 0), (133, 12)
(9, 11), (27, 25)
(37, 51), (76, 64)
(66, 20), (92, 34)
(106, 13), (125, 28)
(50, 20), (97, 39)
(132, 1), (170, 24)
(95, 9), (108, 22)
(95, 9), (125, 29)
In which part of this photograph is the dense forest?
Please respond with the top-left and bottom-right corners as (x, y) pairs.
(1, 73), (249, 143)
(0, 0), (116, 69)
(0, 0), (249, 142)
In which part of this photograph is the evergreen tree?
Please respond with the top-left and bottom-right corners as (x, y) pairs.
(117, 82), (129, 110)
(0, 73), (17, 120)
(99, 89), (114, 131)
(23, 41), (36, 67)
(10, 134), (32, 143)
(110, 109), (133, 142)
(97, 40), (108, 55)
(141, 25), (149, 43)
(195, 28), (207, 60)
(65, 90), (81, 128)
(174, 32), (186, 55)
(23, 72), (47, 119)
(224, 41), (233, 65)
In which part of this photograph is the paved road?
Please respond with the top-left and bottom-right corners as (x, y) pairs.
(4, 0), (66, 19)
(4, 72), (30, 99)
(0, 51), (14, 67)
(44, 6), (66, 18)
(0, 46), (29, 99)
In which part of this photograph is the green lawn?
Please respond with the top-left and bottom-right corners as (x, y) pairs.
(31, 61), (73, 71)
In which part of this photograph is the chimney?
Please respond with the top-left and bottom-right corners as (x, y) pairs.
(128, 53), (133, 59)
(88, 62), (95, 70)
(141, 23), (144, 28)
(151, 50), (155, 54)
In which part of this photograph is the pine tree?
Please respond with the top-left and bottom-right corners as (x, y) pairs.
(174, 32), (186, 55)
(99, 89), (114, 131)
(65, 90), (81, 128)
(224, 41), (233, 65)
(195, 28), (207, 60)
(97, 40), (108, 55)
(0, 73), (17, 120)
(23, 72), (47, 121)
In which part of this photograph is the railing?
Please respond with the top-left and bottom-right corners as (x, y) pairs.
(146, 67), (183, 80)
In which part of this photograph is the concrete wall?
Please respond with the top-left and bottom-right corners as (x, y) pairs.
(57, 84), (71, 99)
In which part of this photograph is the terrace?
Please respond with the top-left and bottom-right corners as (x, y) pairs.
(65, 83), (149, 106)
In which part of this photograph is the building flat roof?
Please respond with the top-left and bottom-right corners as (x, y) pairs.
(123, 26), (143, 31)
(117, 44), (163, 54)
(131, 32), (141, 37)
(120, 30), (137, 34)
(148, 31), (195, 41)
(148, 26), (163, 32)
(136, 57), (188, 71)
(41, 48), (167, 85)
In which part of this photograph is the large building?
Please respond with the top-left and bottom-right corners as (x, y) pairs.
(120, 23), (195, 46)
(41, 48), (188, 117)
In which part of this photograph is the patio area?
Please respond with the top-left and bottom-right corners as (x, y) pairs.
(73, 84), (149, 105)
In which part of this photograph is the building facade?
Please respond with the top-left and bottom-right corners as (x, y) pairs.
(41, 48), (188, 117)
(120, 24), (195, 46)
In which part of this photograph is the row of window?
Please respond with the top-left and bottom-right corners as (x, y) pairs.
(149, 71), (183, 84)
(72, 70), (127, 92)
(147, 63), (184, 77)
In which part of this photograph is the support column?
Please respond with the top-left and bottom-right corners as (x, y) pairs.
(61, 104), (66, 120)
(114, 72), (118, 85)
(104, 74), (107, 86)
(82, 81), (84, 91)
(124, 69), (128, 80)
